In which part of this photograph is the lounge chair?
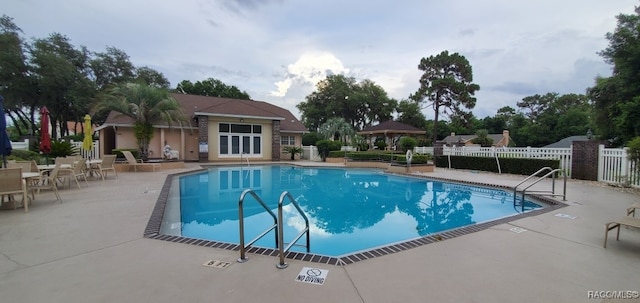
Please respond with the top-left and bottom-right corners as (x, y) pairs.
(0, 168), (29, 212)
(96, 155), (118, 181)
(604, 216), (640, 248)
(122, 151), (160, 172)
(627, 203), (640, 217)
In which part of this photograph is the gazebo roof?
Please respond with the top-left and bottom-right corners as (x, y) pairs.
(358, 120), (426, 135)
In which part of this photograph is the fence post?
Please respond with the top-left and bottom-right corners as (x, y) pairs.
(622, 147), (629, 185)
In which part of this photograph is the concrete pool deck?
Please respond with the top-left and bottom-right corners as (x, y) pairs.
(1, 162), (639, 302)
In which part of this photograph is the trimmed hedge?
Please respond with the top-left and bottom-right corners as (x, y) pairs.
(6, 149), (42, 162)
(434, 155), (560, 176)
(342, 151), (431, 165)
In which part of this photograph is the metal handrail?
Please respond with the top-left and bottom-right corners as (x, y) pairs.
(513, 167), (554, 195)
(514, 168), (567, 211)
(237, 189), (278, 263)
(276, 191), (310, 269)
(240, 152), (250, 167)
(513, 167), (554, 205)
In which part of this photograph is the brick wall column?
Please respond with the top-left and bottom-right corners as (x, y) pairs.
(571, 140), (601, 180)
(433, 141), (444, 156)
(272, 120), (281, 161)
(198, 116), (209, 162)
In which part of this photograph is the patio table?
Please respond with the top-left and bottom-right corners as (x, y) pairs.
(37, 164), (72, 171)
(84, 159), (103, 177)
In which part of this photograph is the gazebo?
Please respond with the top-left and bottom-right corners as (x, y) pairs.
(358, 120), (426, 150)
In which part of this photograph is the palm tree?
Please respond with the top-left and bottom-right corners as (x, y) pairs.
(319, 117), (355, 144)
(94, 83), (187, 160)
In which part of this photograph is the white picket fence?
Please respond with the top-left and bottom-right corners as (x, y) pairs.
(416, 146), (574, 176)
(11, 139), (30, 150)
(415, 145), (640, 188)
(598, 145), (640, 187)
(10, 139), (100, 159)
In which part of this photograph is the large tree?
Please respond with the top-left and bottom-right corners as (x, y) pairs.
(396, 99), (427, 129)
(175, 78), (251, 100)
(29, 33), (96, 139)
(134, 66), (170, 88)
(0, 15), (33, 136)
(94, 83), (187, 160)
(89, 46), (136, 90)
(411, 50), (480, 144)
(589, 6), (640, 145)
(297, 75), (395, 131)
(515, 92), (592, 146)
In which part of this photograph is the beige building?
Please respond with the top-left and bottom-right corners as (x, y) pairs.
(94, 93), (308, 162)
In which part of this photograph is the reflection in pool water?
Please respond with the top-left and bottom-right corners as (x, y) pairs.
(170, 165), (540, 257)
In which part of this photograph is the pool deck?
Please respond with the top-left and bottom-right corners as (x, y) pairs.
(1, 162), (639, 302)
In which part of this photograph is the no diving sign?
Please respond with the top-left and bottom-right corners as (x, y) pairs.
(295, 267), (328, 285)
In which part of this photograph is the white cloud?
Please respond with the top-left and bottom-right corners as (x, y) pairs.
(270, 78), (292, 97)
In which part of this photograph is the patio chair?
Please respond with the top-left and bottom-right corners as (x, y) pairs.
(30, 163), (63, 203)
(10, 160), (46, 200)
(627, 203), (640, 217)
(0, 168), (29, 212)
(97, 155), (118, 181)
(604, 216), (640, 248)
(122, 150), (160, 172)
(7, 161), (33, 172)
(58, 158), (88, 189)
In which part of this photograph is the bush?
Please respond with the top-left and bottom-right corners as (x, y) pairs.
(328, 151), (347, 158)
(283, 146), (304, 160)
(345, 152), (385, 161)
(399, 137), (418, 152)
(302, 132), (323, 146)
(316, 140), (332, 161)
(343, 151), (431, 165)
(374, 138), (387, 150)
(329, 140), (342, 151)
(6, 149), (42, 162)
(627, 137), (640, 163)
(434, 155), (560, 175)
(50, 140), (79, 158)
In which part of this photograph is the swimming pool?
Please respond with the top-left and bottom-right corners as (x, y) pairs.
(157, 165), (543, 258)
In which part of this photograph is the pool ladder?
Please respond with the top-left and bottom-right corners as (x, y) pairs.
(513, 167), (567, 212)
(237, 189), (310, 269)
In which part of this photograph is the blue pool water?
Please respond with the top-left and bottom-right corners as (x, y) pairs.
(169, 165), (541, 257)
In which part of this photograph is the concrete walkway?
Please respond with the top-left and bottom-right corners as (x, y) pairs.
(1, 163), (639, 303)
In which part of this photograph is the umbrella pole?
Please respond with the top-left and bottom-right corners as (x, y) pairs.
(2, 154), (6, 168)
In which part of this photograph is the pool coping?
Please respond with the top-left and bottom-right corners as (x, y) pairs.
(143, 166), (567, 266)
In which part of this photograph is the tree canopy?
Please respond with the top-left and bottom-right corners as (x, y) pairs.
(411, 50), (480, 144)
(296, 75), (396, 131)
(589, 6), (640, 145)
(175, 78), (251, 100)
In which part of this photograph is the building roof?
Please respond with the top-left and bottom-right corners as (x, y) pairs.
(96, 93), (308, 133)
(442, 131), (511, 147)
(543, 135), (589, 148)
(358, 120), (426, 135)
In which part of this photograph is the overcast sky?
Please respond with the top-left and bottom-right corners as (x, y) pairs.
(3, 0), (638, 120)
